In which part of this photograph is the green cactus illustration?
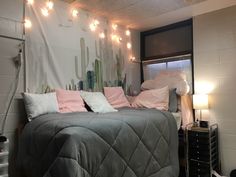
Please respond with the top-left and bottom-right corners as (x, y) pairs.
(87, 71), (95, 91)
(72, 36), (127, 92)
(103, 81), (108, 87)
(95, 34), (114, 82)
(41, 84), (52, 93)
(86, 46), (90, 66)
(105, 32), (114, 81)
(75, 38), (90, 90)
(71, 79), (76, 90)
(78, 81), (84, 90)
(95, 40), (100, 59)
(116, 55), (122, 83)
(103, 30), (115, 81)
(94, 59), (103, 91)
(123, 74), (127, 94)
(95, 39), (105, 90)
(110, 49), (116, 80)
(94, 30), (130, 87)
(115, 48), (125, 87)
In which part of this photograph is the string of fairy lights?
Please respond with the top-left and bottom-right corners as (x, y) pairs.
(24, 0), (137, 62)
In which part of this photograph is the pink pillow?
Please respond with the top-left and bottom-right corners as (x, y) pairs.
(132, 86), (169, 111)
(55, 89), (87, 113)
(104, 87), (130, 108)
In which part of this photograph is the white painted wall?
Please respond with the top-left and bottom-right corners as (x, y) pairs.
(193, 5), (236, 176)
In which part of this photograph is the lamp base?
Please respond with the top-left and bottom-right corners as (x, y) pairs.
(192, 121), (199, 127)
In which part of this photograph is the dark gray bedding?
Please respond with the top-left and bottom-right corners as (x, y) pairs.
(17, 108), (179, 177)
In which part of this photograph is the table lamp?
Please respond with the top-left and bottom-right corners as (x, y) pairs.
(193, 94), (209, 127)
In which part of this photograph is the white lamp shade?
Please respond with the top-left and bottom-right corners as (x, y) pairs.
(193, 94), (208, 110)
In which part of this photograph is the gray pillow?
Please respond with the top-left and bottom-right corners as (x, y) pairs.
(169, 89), (178, 112)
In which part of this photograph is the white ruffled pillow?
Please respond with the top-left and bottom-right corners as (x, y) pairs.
(141, 70), (189, 96)
(175, 80), (189, 95)
(80, 91), (117, 113)
(23, 92), (59, 121)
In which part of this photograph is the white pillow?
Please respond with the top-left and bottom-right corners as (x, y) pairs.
(176, 80), (190, 95)
(23, 92), (59, 120)
(80, 91), (117, 113)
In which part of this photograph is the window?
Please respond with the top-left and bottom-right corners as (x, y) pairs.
(140, 19), (194, 92)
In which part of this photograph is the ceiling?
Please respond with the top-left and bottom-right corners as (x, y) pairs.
(66, 0), (236, 31)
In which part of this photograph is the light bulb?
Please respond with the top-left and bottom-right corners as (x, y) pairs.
(130, 56), (136, 62)
(24, 19), (32, 28)
(90, 23), (96, 31)
(41, 8), (49, 16)
(127, 42), (132, 49)
(114, 36), (121, 43)
(72, 9), (79, 17)
(89, 20), (99, 31)
(99, 32), (105, 39)
(112, 24), (117, 30)
(26, 0), (34, 5)
(94, 20), (99, 25)
(111, 34), (117, 41)
(126, 30), (130, 36)
(46, 1), (54, 10)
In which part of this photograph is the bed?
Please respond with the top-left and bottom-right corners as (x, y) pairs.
(17, 107), (179, 177)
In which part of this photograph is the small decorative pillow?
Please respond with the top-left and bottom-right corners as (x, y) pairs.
(22, 92), (59, 121)
(80, 91), (117, 113)
(104, 87), (130, 108)
(132, 86), (169, 111)
(55, 89), (87, 113)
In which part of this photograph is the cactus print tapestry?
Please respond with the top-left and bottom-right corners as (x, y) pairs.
(25, 0), (134, 94)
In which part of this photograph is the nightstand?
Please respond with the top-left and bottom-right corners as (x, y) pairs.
(178, 128), (186, 177)
(186, 123), (220, 177)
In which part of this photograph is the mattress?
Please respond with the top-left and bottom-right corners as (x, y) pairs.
(17, 108), (179, 177)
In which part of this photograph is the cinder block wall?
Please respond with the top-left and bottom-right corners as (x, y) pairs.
(0, 0), (26, 176)
(193, 5), (236, 176)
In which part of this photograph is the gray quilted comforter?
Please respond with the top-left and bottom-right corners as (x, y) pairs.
(17, 108), (179, 177)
